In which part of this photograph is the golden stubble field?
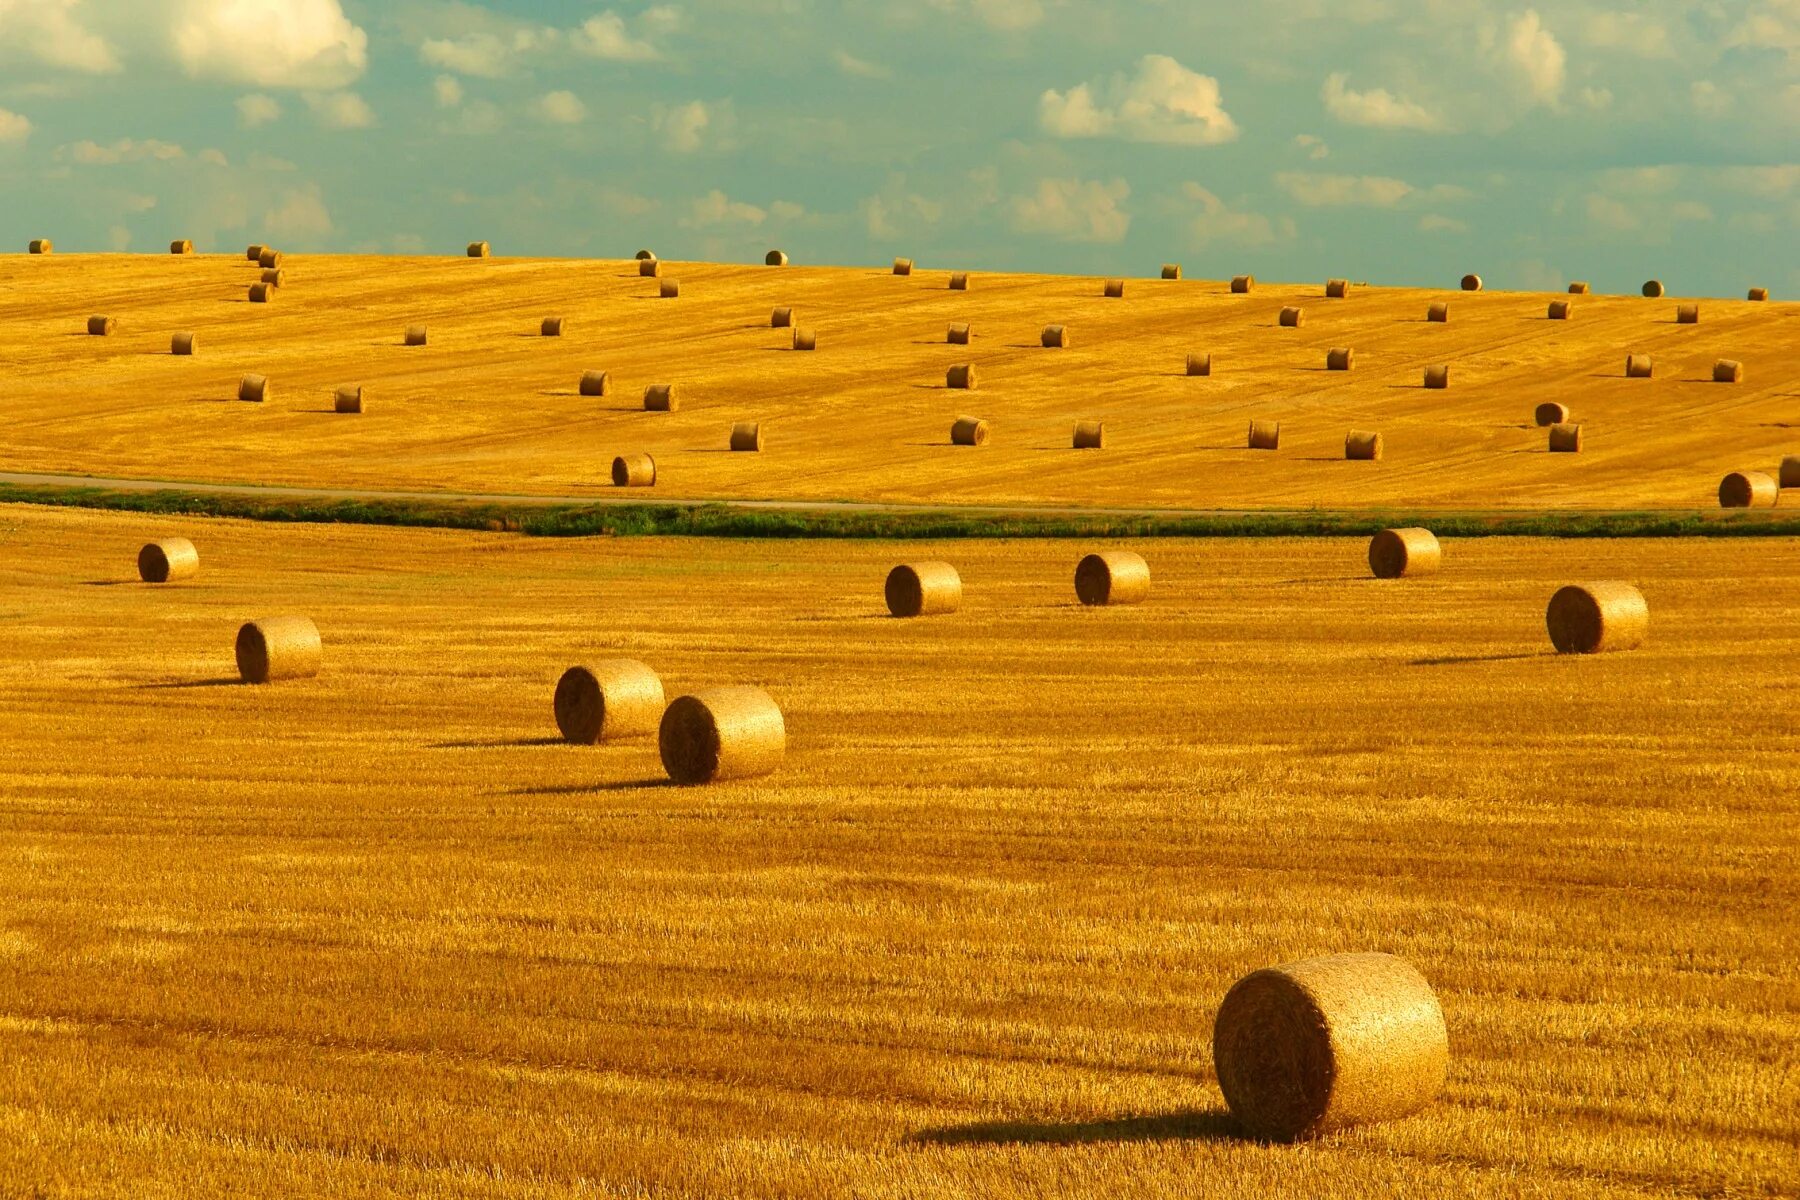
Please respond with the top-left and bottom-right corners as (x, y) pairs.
(1, 253), (1795, 511)
(0, 505), (1794, 1197)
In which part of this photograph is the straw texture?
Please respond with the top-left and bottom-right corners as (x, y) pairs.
(1548, 300), (1572, 320)
(644, 384), (679, 412)
(138, 538), (198, 584)
(1104, 279), (1125, 298)
(258, 249), (281, 269)
(1780, 456), (1800, 489)
(1368, 528), (1440, 579)
(239, 375), (269, 403)
(948, 324), (971, 345)
(541, 317), (565, 337)
(1212, 952), (1449, 1142)
(1186, 353), (1212, 377)
(1075, 551), (1150, 606)
(1546, 583), (1648, 654)
(249, 283), (272, 303)
(730, 422), (763, 452)
(171, 239), (194, 255)
(949, 272), (969, 291)
(579, 371), (610, 397)
(236, 616), (322, 684)
(1231, 275), (1254, 293)
(947, 364), (976, 390)
(1718, 471), (1778, 509)
(334, 386), (364, 414)
(1642, 280), (1664, 298)
(1427, 302), (1449, 323)
(1423, 364), (1450, 389)
(660, 278), (680, 299)
(1534, 402), (1570, 427)
(1548, 423), (1582, 453)
(1326, 278), (1350, 298)
(1345, 430), (1383, 460)
(1714, 360), (1744, 384)
(245, 245), (264, 261)
(893, 258), (913, 276)
(792, 328), (816, 351)
(260, 269), (284, 287)
(1568, 282), (1590, 294)
(765, 250), (788, 266)
(951, 416), (989, 446)
(467, 242), (490, 258)
(885, 562), (962, 618)
(640, 258), (660, 278)
(1248, 420), (1280, 450)
(1072, 421), (1105, 450)
(1626, 354), (1653, 379)
(554, 660), (665, 744)
(1749, 287), (1768, 302)
(1041, 325), (1070, 348)
(1161, 265), (1181, 280)
(87, 316), (116, 336)
(1327, 347), (1354, 371)
(1280, 307), (1304, 328)
(612, 453), (656, 487)
(771, 307), (793, 328)
(1677, 304), (1699, 324)
(404, 325), (428, 347)
(659, 686), (786, 784)
(28, 240), (52, 255)
(171, 332), (197, 356)
(1460, 274), (1482, 292)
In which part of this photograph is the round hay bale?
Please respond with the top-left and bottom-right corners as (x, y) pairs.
(730, 422), (763, 451)
(771, 307), (794, 328)
(644, 384), (679, 412)
(1248, 420), (1280, 450)
(1326, 347), (1354, 371)
(1718, 470), (1777, 509)
(1075, 551), (1149, 606)
(949, 272), (970, 291)
(238, 375), (269, 403)
(886, 562), (961, 617)
(334, 385), (363, 414)
(554, 660), (664, 744)
(1534, 401), (1570, 426)
(1548, 422), (1582, 453)
(171, 332), (197, 356)
(1041, 325), (1070, 349)
(248, 283), (272, 303)
(1780, 456), (1800, 489)
(659, 686), (785, 784)
(792, 327), (816, 351)
(612, 453), (656, 487)
(138, 538), (198, 583)
(1625, 354), (1653, 379)
(170, 239), (194, 255)
(258, 249), (281, 269)
(245, 245), (264, 261)
(1072, 420), (1105, 449)
(1104, 279), (1125, 298)
(1186, 353), (1212, 377)
(404, 325), (428, 347)
(1568, 281), (1591, 294)
(467, 242), (490, 258)
(765, 250), (788, 266)
(948, 323), (971, 345)
(541, 317), (565, 337)
(1459, 274), (1482, 292)
(87, 316), (117, 336)
(1546, 582), (1647, 654)
(1748, 287), (1768, 302)
(1547, 299), (1572, 320)
(1713, 359), (1744, 384)
(1230, 275), (1254, 294)
(1213, 953), (1447, 1142)
(1423, 364), (1450, 389)
(951, 416), (989, 446)
(260, 268), (284, 287)
(236, 616), (322, 684)
(1345, 430), (1383, 460)
(660, 278), (681, 299)
(1427, 302), (1449, 323)
(1677, 304), (1699, 324)
(1642, 280), (1664, 298)
(1326, 278), (1350, 298)
(639, 258), (660, 278)
(580, 370), (610, 397)
(1161, 264), (1181, 280)
(1368, 528), (1440, 579)
(947, 363), (976, 390)
(635, 249), (656, 261)
(893, 258), (913, 276)
(28, 239), (53, 255)
(1279, 306), (1304, 328)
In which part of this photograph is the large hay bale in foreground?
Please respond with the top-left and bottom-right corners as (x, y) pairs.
(541, 317), (565, 337)
(1279, 306), (1304, 328)
(1714, 359), (1744, 384)
(1423, 364), (1450, 389)
(948, 323), (971, 345)
(1326, 278), (1350, 298)
(171, 332), (197, 356)
(639, 258), (660, 278)
(659, 686), (785, 784)
(1547, 583), (1647, 654)
(886, 562), (961, 617)
(579, 370), (610, 397)
(171, 239), (193, 255)
(334, 385), (363, 414)
(1187, 353), (1212, 377)
(1104, 279), (1125, 298)
(258, 249), (281, 269)
(771, 307), (793, 328)
(1368, 528), (1440, 579)
(1677, 304), (1699, 324)
(1075, 551), (1149, 606)
(467, 242), (490, 258)
(792, 327), (817, 351)
(1248, 420), (1280, 450)
(1427, 302), (1449, 323)
(1230, 275), (1254, 294)
(644, 384), (679, 411)
(1781, 456), (1800, 489)
(1626, 354), (1653, 378)
(765, 249), (788, 266)
(1072, 420), (1104, 449)
(138, 538), (198, 583)
(260, 268), (284, 287)
(236, 616), (322, 683)
(1748, 287), (1768, 302)
(238, 375), (269, 403)
(28, 239), (52, 255)
(248, 283), (272, 303)
(1642, 280), (1664, 298)
(951, 416), (989, 446)
(660, 278), (680, 299)
(554, 660), (664, 744)
(1345, 430), (1383, 460)
(404, 325), (428, 347)
(1719, 470), (1777, 509)
(947, 363), (975, 390)
(730, 422), (763, 451)
(1460, 274), (1482, 292)
(1041, 325), (1070, 348)
(1212, 952), (1448, 1142)
(1548, 423), (1582, 453)
(1161, 264), (1181, 280)
(1326, 347), (1354, 371)
(1547, 299), (1572, 320)
(949, 272), (969, 291)
(87, 316), (117, 336)
(612, 453), (655, 486)
(1534, 401), (1570, 426)
(893, 258), (913, 276)
(1568, 281), (1590, 294)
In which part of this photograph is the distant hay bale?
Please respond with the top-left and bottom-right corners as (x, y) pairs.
(1212, 952), (1448, 1142)
(1642, 280), (1664, 298)
(951, 416), (989, 446)
(334, 385), (363, 414)
(138, 538), (198, 583)
(765, 249), (788, 266)
(87, 315), (117, 336)
(1677, 304), (1699, 324)
(1548, 422), (1582, 453)
(659, 686), (785, 784)
(404, 325), (428, 347)
(28, 239), (52, 255)
(1427, 302), (1449, 323)
(1547, 299), (1572, 320)
(579, 370), (610, 397)
(1345, 430), (1383, 460)
(1781, 456), (1800, 489)
(1625, 354), (1653, 379)
(947, 363), (976, 390)
(660, 278), (680, 298)
(245, 245), (264, 261)
(1230, 275), (1254, 294)
(1161, 264), (1181, 280)
(554, 660), (664, 744)
(1461, 274), (1484, 292)
(1072, 420), (1104, 449)
(1546, 582), (1648, 654)
(792, 327), (817, 351)
(635, 249), (656, 261)
(612, 453), (656, 487)
(1104, 279), (1125, 298)
(1713, 359), (1744, 384)
(1186, 353), (1212, 377)
(1423, 364), (1450, 389)
(1279, 306), (1304, 327)
(1748, 287), (1768, 302)
(730, 422), (763, 451)
(1326, 347), (1354, 371)
(467, 242), (490, 258)
(541, 317), (565, 337)
(949, 272), (970, 290)
(239, 375), (269, 403)
(1041, 325), (1070, 348)
(258, 249), (281, 269)
(1075, 551), (1149, 606)
(236, 616), (322, 684)
(248, 283), (272, 303)
(886, 562), (962, 617)
(639, 258), (660, 278)
(171, 332), (197, 356)
(644, 384), (679, 411)
(1534, 401), (1570, 426)
(1248, 419), (1280, 450)
(170, 239), (193, 255)
(948, 323), (971, 345)
(893, 258), (913, 276)
(1568, 282), (1591, 294)
(771, 307), (793, 328)
(1326, 278), (1350, 298)
(260, 268), (284, 287)
(1368, 528), (1440, 579)
(1718, 470), (1778, 509)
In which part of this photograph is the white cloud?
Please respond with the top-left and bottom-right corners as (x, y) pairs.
(1275, 171), (1415, 207)
(570, 12), (659, 61)
(1294, 133), (1329, 160)
(1418, 214), (1468, 234)
(1321, 72), (1443, 131)
(1041, 55), (1239, 146)
(684, 189), (766, 227)
(420, 8), (671, 76)
(1008, 177), (1131, 243)
(536, 90), (587, 124)
(1493, 10), (1565, 106)
(861, 190), (944, 239)
(1727, 3), (1800, 60)
(1585, 193), (1639, 230)
(434, 75), (463, 107)
(56, 138), (185, 165)
(236, 93), (282, 127)
(655, 100), (710, 152)
(1672, 200), (1714, 222)
(0, 0), (120, 73)
(263, 183), (333, 240)
(172, 0), (367, 88)
(305, 91), (374, 129)
(769, 200), (805, 220)
(421, 32), (525, 78)
(0, 107), (31, 144)
(1690, 80), (1733, 116)
(447, 100), (503, 136)
(197, 147), (228, 166)
(1179, 182), (1292, 248)
(1719, 165), (1800, 196)
(834, 49), (892, 79)
(1580, 12), (1673, 58)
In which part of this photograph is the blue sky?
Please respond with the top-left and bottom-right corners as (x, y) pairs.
(1, 1), (1795, 296)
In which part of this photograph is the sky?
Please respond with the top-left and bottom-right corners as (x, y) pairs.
(0, 0), (1795, 297)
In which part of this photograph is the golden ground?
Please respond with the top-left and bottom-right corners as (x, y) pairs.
(1, 505), (1794, 1197)
(2, 253), (1795, 511)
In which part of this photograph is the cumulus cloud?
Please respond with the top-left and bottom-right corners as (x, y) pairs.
(56, 138), (185, 165)
(1690, 81), (1733, 116)
(1491, 10), (1565, 106)
(0, 0), (121, 73)
(1041, 55), (1239, 146)
(1726, 3), (1800, 60)
(834, 49), (892, 79)
(197, 147), (228, 166)
(0, 107), (31, 144)
(655, 100), (710, 152)
(1579, 11), (1673, 58)
(1585, 193), (1639, 230)
(172, 0), (367, 88)
(570, 12), (660, 60)
(861, 189), (944, 239)
(420, 8), (674, 76)
(536, 90), (587, 124)
(1418, 213), (1468, 234)
(236, 94), (282, 127)
(1293, 134), (1329, 160)
(1179, 183), (1292, 248)
(1008, 177), (1131, 243)
(1321, 73), (1443, 131)
(1274, 171), (1416, 207)
(683, 189), (766, 227)
(434, 75), (464, 107)
(305, 91), (374, 129)
(263, 183), (333, 240)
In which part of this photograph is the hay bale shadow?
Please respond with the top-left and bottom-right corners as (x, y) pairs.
(1411, 651), (1548, 666)
(907, 1109), (1241, 1147)
(137, 678), (246, 689)
(431, 736), (567, 750)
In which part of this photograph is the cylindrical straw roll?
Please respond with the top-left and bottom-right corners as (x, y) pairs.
(248, 283), (272, 303)
(541, 317), (565, 336)
(659, 278), (680, 298)
(1072, 421), (1104, 449)
(260, 268), (284, 287)
(949, 272), (970, 290)
(554, 660), (665, 744)
(1326, 278), (1350, 298)
(1460, 273), (1482, 292)
(1427, 302), (1449, 323)
(1103, 279), (1125, 298)
(87, 316), (116, 336)
(1326, 347), (1354, 371)
(1212, 952), (1449, 1142)
(1423, 364), (1450, 389)
(1187, 353), (1213, 377)
(1713, 359), (1744, 384)
(730, 422), (763, 451)
(1074, 551), (1150, 606)
(466, 242), (490, 258)
(1161, 264), (1181, 280)
(792, 328), (817, 351)
(333, 386), (364, 414)
(1546, 582), (1648, 654)
(1248, 420), (1280, 450)
(29, 240), (53, 254)
(1568, 281), (1590, 294)
(659, 686), (786, 784)
(765, 249), (788, 266)
(171, 332), (197, 356)
(612, 453), (655, 487)
(258, 249), (281, 269)
(948, 324), (971, 345)
(1534, 402), (1570, 427)
(138, 538), (199, 583)
(1548, 423), (1582, 452)
(644, 384), (678, 411)
(1368, 528), (1440, 579)
(171, 239), (194, 255)
(1748, 287), (1768, 302)
(1230, 275), (1254, 293)
(771, 307), (793, 328)
(892, 258), (913, 275)
(635, 250), (656, 261)
(1718, 471), (1778, 509)
(1041, 325), (1070, 348)
(579, 371), (610, 397)
(235, 616), (322, 683)
(1780, 456), (1800, 489)
(1547, 299), (1572, 320)
(1642, 280), (1664, 298)
(639, 258), (660, 277)
(1677, 304), (1699, 324)
(951, 416), (989, 446)
(1345, 430), (1383, 460)
(246, 245), (264, 261)
(885, 562), (962, 617)
(239, 375), (269, 403)
(1625, 354), (1653, 378)
(404, 325), (428, 347)
(947, 364), (976, 390)
(1279, 307), (1304, 327)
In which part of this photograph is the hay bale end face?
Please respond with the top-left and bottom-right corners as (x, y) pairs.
(1326, 347), (1354, 371)
(1748, 287), (1768, 302)
(1187, 353), (1213, 377)
(1161, 264), (1181, 280)
(1423, 364), (1450, 389)
(1368, 528), (1440, 579)
(541, 317), (566, 337)
(28, 239), (53, 255)
(1326, 278), (1350, 298)
(334, 385), (363, 414)
(1548, 299), (1572, 320)
(612, 453), (656, 487)
(1719, 470), (1778, 509)
(951, 416), (989, 446)
(1626, 354), (1653, 379)
(1780, 456), (1800, 489)
(248, 283), (272, 303)
(1075, 551), (1149, 606)
(948, 323), (971, 345)
(1642, 280), (1665, 298)
(138, 538), (198, 584)
(635, 249), (656, 261)
(1677, 304), (1699, 324)
(170, 239), (194, 255)
(771, 307), (793, 328)
(659, 686), (786, 785)
(1041, 325), (1070, 348)
(579, 370), (610, 397)
(1547, 582), (1648, 654)
(660, 278), (681, 299)
(1548, 422), (1582, 453)
(1212, 952), (1449, 1141)
(639, 258), (660, 278)
(467, 242), (490, 258)
(171, 332), (197, 356)
(946, 363), (976, 390)
(1072, 420), (1105, 449)
(1714, 359), (1744, 384)
(886, 562), (962, 617)
(765, 249), (788, 266)
(949, 272), (970, 291)
(1568, 281), (1591, 294)
(238, 375), (269, 403)
(1279, 306), (1304, 328)
(236, 616), (322, 684)
(87, 316), (117, 336)
(1428, 302), (1449, 323)
(644, 384), (679, 412)
(1534, 401), (1570, 427)
(1104, 279), (1125, 298)
(1230, 274), (1254, 294)
(893, 258), (913, 276)
(554, 661), (664, 744)
(1460, 274), (1482, 292)
(1345, 430), (1383, 460)
(404, 325), (428, 347)
(730, 421), (763, 451)
(260, 268), (284, 287)
(1248, 419), (1280, 450)
(792, 327), (817, 351)
(258, 249), (281, 269)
